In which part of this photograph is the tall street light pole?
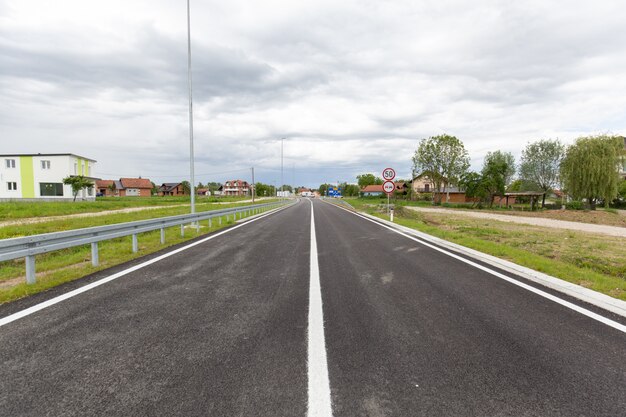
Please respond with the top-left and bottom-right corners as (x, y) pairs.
(251, 166), (255, 203)
(187, 0), (196, 216)
(281, 138), (284, 200)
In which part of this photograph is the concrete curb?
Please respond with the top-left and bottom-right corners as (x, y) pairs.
(359, 212), (626, 318)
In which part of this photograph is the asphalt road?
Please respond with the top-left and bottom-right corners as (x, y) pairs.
(1, 198), (625, 416)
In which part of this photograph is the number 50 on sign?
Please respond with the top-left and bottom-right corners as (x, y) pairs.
(382, 168), (395, 181)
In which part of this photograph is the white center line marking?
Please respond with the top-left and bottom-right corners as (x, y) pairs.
(308, 200), (333, 417)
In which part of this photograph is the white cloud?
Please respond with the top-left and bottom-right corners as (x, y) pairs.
(1, 0), (625, 187)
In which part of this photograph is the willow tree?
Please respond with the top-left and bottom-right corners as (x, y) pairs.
(412, 134), (470, 203)
(519, 139), (565, 208)
(560, 135), (624, 208)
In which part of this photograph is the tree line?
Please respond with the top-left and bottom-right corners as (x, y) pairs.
(412, 134), (625, 208)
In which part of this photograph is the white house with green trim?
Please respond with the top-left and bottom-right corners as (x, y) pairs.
(0, 154), (98, 201)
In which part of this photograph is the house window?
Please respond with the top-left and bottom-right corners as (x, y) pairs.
(87, 187), (93, 196)
(74, 163), (77, 174)
(41, 160), (51, 170)
(39, 183), (64, 196)
(425, 184), (429, 192)
(5, 159), (16, 168)
(7, 182), (17, 191)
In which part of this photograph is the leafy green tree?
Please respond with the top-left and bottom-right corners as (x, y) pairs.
(150, 182), (158, 196)
(356, 174), (383, 188)
(181, 181), (191, 195)
(206, 182), (222, 194)
(481, 151), (516, 207)
(62, 175), (94, 202)
(519, 139), (565, 207)
(459, 172), (489, 207)
(339, 182), (360, 197)
(318, 183), (331, 196)
(412, 134), (470, 203)
(618, 180), (626, 201)
(560, 135), (623, 208)
(506, 179), (524, 193)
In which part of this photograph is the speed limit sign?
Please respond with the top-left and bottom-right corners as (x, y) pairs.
(382, 168), (396, 181)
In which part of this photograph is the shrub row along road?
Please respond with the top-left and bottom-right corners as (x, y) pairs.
(1, 199), (624, 416)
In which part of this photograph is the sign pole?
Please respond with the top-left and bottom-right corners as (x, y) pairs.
(382, 168), (396, 222)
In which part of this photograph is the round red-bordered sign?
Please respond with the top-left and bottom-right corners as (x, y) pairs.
(382, 168), (396, 181)
(382, 180), (395, 194)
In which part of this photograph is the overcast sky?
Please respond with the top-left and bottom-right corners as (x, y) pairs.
(1, 0), (625, 187)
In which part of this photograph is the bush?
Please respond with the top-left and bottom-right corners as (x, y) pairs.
(415, 192), (433, 202)
(565, 201), (585, 210)
(543, 203), (562, 210)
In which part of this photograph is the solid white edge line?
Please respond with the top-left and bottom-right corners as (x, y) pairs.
(0, 202), (297, 328)
(323, 201), (626, 334)
(307, 199), (333, 417)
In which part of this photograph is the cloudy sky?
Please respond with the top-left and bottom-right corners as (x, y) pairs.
(1, 0), (625, 187)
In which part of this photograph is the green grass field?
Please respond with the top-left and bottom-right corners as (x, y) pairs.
(345, 198), (626, 301)
(0, 195), (251, 220)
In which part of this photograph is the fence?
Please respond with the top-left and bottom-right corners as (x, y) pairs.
(0, 200), (292, 284)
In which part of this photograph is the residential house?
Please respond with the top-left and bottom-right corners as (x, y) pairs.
(0, 153), (97, 201)
(96, 180), (119, 197)
(412, 172), (471, 203)
(222, 180), (250, 196)
(411, 173), (435, 194)
(158, 183), (186, 196)
(394, 181), (408, 195)
(361, 184), (384, 196)
(96, 178), (153, 197)
(196, 188), (211, 196)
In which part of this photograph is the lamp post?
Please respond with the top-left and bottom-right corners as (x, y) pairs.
(187, 0), (196, 216)
(281, 138), (285, 200)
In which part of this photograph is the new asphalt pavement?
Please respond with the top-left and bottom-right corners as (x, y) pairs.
(1, 198), (624, 416)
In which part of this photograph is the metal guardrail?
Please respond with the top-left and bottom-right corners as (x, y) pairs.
(0, 200), (292, 284)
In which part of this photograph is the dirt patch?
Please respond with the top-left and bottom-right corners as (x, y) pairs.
(405, 207), (626, 238)
(479, 208), (626, 227)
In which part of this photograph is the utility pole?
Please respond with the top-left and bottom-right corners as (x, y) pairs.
(186, 0), (196, 216)
(251, 167), (255, 203)
(281, 138), (284, 200)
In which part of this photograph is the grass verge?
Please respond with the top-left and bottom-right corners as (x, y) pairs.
(0, 196), (251, 220)
(346, 198), (626, 301)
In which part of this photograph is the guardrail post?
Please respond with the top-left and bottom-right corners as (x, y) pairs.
(219, 217), (222, 225)
(181, 224), (185, 237)
(132, 234), (138, 253)
(209, 218), (212, 228)
(91, 242), (99, 266)
(160, 228), (165, 244)
(25, 255), (36, 284)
